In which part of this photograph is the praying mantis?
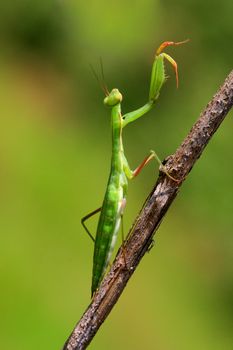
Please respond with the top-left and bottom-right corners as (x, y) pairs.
(82, 40), (188, 296)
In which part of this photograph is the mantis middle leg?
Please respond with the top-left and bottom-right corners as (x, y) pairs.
(123, 150), (178, 181)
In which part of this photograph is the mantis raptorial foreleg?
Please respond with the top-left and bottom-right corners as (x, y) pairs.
(122, 102), (153, 128)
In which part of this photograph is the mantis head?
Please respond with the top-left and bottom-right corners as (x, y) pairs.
(104, 88), (123, 106)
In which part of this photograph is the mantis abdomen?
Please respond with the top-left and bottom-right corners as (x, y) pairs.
(92, 171), (126, 295)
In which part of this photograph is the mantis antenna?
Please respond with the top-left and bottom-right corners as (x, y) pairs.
(89, 58), (109, 96)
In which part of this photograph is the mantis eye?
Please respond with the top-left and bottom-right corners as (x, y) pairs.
(104, 89), (122, 106)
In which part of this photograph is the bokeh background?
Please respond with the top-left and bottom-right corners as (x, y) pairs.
(1, 1), (233, 349)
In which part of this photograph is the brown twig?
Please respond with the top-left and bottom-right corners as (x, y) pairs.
(62, 70), (233, 350)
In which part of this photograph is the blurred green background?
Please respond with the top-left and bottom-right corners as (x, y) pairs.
(0, 1), (233, 349)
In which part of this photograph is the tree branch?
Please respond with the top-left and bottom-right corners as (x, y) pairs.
(62, 70), (233, 350)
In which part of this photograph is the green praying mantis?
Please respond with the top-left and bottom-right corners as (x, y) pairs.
(82, 40), (188, 296)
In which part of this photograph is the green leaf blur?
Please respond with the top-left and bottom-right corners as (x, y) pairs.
(0, 1), (232, 349)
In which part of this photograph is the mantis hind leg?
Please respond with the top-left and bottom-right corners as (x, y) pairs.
(81, 207), (102, 242)
(119, 198), (129, 269)
(120, 215), (128, 268)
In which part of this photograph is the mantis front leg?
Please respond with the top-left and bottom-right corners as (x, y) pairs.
(121, 40), (188, 181)
(122, 40), (188, 128)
